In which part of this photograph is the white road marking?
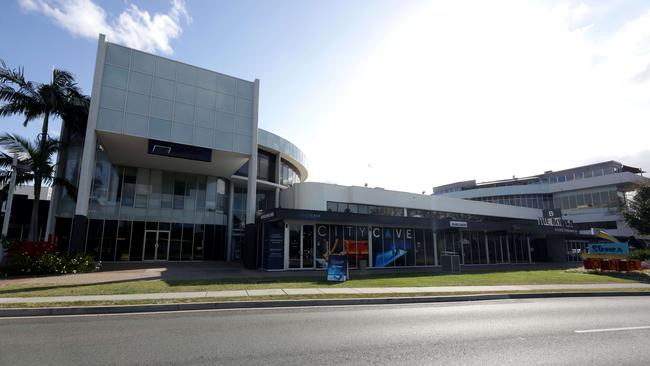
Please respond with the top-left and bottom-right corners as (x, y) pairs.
(575, 325), (650, 334)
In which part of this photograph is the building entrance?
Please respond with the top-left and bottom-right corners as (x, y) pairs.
(143, 230), (170, 260)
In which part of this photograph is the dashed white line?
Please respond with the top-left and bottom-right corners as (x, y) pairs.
(575, 325), (650, 334)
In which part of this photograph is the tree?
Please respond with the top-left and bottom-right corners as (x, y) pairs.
(0, 60), (86, 240)
(624, 183), (650, 236)
(0, 134), (76, 241)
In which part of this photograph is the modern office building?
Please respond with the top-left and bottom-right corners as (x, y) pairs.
(433, 161), (648, 258)
(49, 35), (307, 262)
(32, 35), (648, 270)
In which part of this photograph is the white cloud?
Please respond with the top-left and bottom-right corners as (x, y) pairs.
(18, 0), (191, 54)
(304, 1), (650, 193)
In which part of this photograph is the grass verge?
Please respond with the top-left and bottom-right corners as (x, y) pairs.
(2, 269), (650, 298)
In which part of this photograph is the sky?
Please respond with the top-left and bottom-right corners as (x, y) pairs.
(1, 0), (649, 194)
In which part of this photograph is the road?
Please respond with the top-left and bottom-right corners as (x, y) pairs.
(1, 297), (650, 365)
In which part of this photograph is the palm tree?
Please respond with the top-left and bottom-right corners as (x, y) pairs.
(0, 60), (86, 240)
(0, 134), (76, 241)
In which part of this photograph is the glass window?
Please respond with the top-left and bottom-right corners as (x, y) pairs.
(115, 221), (132, 261)
(169, 223), (182, 260)
(173, 178), (185, 209)
(86, 219), (104, 260)
(302, 225), (315, 268)
(101, 220), (118, 262)
(181, 223), (194, 260)
(130, 221), (145, 261)
(315, 224), (330, 269)
(569, 195), (577, 209)
(289, 224), (301, 268)
(326, 201), (336, 212)
(576, 193), (585, 207)
(206, 176), (217, 211)
(195, 176), (207, 210)
(193, 224), (204, 260)
(134, 168), (150, 208)
(601, 191), (611, 207)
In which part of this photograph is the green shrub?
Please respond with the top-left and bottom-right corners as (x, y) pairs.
(629, 249), (650, 261)
(1, 252), (100, 276)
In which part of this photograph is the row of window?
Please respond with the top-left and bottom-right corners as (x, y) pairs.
(545, 165), (621, 184)
(553, 190), (622, 210)
(434, 165), (624, 194)
(90, 154), (228, 213)
(54, 218), (227, 262)
(235, 151), (301, 186)
(285, 223), (533, 269)
(471, 194), (553, 209)
(326, 201), (498, 222)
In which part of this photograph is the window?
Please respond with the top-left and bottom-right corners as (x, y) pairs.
(121, 168), (137, 207)
(173, 179), (185, 209)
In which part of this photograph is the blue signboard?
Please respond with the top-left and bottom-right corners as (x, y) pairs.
(262, 222), (284, 270)
(327, 255), (348, 282)
(587, 243), (629, 256)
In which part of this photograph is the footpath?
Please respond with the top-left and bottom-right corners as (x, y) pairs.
(2, 283), (650, 304)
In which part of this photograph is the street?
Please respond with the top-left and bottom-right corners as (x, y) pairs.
(1, 297), (650, 365)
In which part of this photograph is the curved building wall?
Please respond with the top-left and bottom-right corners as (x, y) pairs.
(258, 128), (308, 181)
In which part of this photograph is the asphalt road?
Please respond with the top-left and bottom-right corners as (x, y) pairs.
(2, 297), (650, 365)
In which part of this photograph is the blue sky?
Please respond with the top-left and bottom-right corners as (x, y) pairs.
(1, 0), (650, 193)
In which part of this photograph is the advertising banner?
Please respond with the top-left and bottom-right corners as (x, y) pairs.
(262, 222), (284, 270)
(327, 254), (349, 282)
(584, 243), (629, 259)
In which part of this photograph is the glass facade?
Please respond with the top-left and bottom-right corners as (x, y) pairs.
(326, 201), (511, 222)
(280, 159), (300, 186)
(235, 149), (277, 183)
(566, 240), (588, 262)
(55, 145), (230, 261)
(283, 222), (532, 269)
(55, 217), (226, 261)
(471, 194), (553, 209)
(553, 188), (623, 210)
(81, 149), (229, 225)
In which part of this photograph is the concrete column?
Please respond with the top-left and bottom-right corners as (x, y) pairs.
(242, 79), (260, 269)
(527, 236), (532, 263)
(499, 236), (504, 263)
(484, 231), (490, 264)
(505, 234), (511, 263)
(245, 79), (260, 225)
(69, 34), (106, 253)
(433, 230), (438, 266)
(458, 231), (464, 265)
(226, 181), (235, 261)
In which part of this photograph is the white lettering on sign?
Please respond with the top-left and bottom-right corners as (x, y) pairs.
(450, 221), (468, 228)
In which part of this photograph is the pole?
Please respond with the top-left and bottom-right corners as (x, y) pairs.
(1, 154), (18, 263)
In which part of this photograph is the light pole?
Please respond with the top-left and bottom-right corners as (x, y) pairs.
(0, 154), (18, 263)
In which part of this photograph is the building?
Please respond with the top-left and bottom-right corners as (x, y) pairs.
(31, 35), (648, 270)
(433, 161), (648, 259)
(0, 186), (51, 240)
(48, 35), (307, 262)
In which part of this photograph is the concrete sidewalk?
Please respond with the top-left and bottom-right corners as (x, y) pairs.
(2, 283), (650, 304)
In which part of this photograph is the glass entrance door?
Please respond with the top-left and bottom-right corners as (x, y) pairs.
(142, 230), (171, 260)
